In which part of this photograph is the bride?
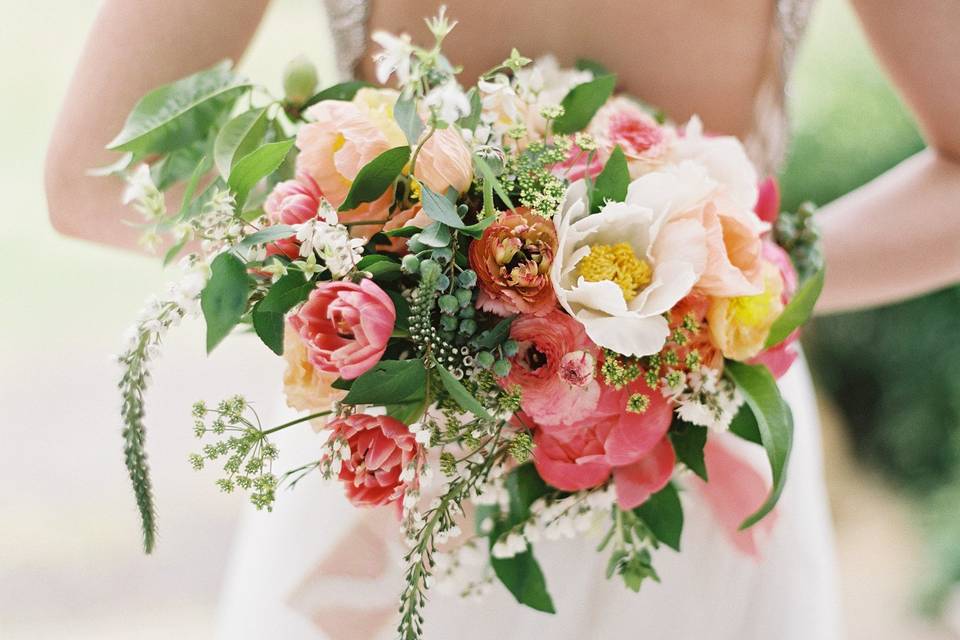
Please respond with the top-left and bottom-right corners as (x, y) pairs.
(45, 1), (960, 638)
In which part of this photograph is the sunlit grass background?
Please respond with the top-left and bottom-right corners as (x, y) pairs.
(1, 0), (957, 638)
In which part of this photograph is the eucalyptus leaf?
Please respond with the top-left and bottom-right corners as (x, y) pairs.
(589, 145), (629, 212)
(434, 361), (492, 420)
(420, 185), (465, 228)
(108, 61), (250, 155)
(725, 361), (794, 530)
(634, 482), (684, 551)
(201, 252), (253, 353)
(302, 80), (375, 109)
(457, 87), (483, 131)
(228, 139), (295, 210)
(418, 222), (452, 247)
(552, 74), (617, 135)
(394, 95), (425, 145)
(214, 107), (268, 179)
(765, 267), (825, 347)
(459, 215), (497, 239)
(343, 359), (427, 404)
(339, 146), (410, 212)
(474, 317), (514, 349)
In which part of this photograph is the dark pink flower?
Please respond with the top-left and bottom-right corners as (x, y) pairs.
(328, 413), (419, 507)
(754, 177), (781, 225)
(264, 172), (326, 259)
(290, 279), (396, 380)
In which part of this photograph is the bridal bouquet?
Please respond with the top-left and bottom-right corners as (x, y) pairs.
(110, 9), (823, 638)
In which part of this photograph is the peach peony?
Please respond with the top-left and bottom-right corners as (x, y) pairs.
(281, 326), (344, 421)
(289, 278), (396, 380)
(470, 208), (558, 316)
(707, 260), (785, 361)
(328, 413), (419, 507)
(378, 203), (433, 254)
(413, 127), (473, 195)
(296, 88), (406, 239)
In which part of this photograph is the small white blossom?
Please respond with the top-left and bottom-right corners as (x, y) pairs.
(371, 31), (413, 85)
(424, 81), (471, 125)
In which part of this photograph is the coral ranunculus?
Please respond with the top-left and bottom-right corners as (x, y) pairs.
(328, 413), (419, 507)
(503, 309), (601, 428)
(264, 172), (326, 259)
(469, 208), (558, 316)
(289, 279), (396, 380)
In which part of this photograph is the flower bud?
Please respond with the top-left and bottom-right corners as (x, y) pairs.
(283, 55), (319, 105)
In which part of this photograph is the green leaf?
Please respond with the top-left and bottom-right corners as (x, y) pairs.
(434, 362), (492, 420)
(589, 145), (629, 212)
(383, 225), (421, 238)
(724, 361), (794, 530)
(669, 420), (708, 481)
(552, 74), (617, 135)
(214, 107), (268, 179)
(250, 271), (315, 354)
(765, 267), (825, 347)
(457, 87), (483, 131)
(634, 483), (684, 551)
(343, 359), (426, 404)
(459, 215), (497, 239)
(386, 395), (427, 424)
(729, 403), (762, 445)
(420, 185), (466, 228)
(201, 252), (253, 353)
(176, 154), (213, 218)
(228, 139), (295, 210)
(505, 463), (550, 521)
(394, 95), (424, 145)
(162, 237), (188, 267)
(490, 549), (556, 614)
(473, 154), (516, 211)
(338, 146), (410, 212)
(331, 377), (353, 391)
(574, 58), (610, 77)
(108, 61), (250, 155)
(151, 144), (206, 190)
(357, 256), (402, 281)
(238, 224), (295, 248)
(302, 80), (375, 109)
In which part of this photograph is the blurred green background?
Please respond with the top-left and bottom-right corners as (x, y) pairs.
(1, 0), (958, 638)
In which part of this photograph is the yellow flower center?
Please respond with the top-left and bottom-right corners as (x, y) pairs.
(728, 289), (777, 327)
(578, 242), (652, 301)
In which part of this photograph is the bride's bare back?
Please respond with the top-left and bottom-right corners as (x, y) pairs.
(363, 0), (774, 137)
(45, 0), (960, 314)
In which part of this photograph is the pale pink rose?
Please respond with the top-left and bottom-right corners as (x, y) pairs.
(378, 204), (433, 254)
(328, 413), (419, 507)
(589, 96), (670, 177)
(296, 89), (405, 239)
(290, 279), (396, 380)
(264, 172), (326, 259)
(530, 375), (675, 510)
(413, 127), (473, 195)
(503, 310), (601, 427)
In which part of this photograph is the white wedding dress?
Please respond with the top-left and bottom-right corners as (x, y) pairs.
(217, 1), (842, 638)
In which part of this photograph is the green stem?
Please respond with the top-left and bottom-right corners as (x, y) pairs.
(262, 410), (333, 436)
(409, 126), (437, 175)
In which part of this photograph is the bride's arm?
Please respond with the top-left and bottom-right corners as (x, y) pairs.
(44, 0), (271, 250)
(815, 0), (960, 313)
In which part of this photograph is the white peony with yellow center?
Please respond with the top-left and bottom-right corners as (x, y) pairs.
(552, 169), (713, 357)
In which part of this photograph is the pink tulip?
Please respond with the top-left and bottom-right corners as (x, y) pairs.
(264, 172), (326, 259)
(290, 279), (396, 380)
(754, 177), (781, 225)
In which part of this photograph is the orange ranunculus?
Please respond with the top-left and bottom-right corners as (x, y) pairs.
(468, 209), (558, 317)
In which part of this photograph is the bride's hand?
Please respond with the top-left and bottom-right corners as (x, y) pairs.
(44, 0), (271, 251)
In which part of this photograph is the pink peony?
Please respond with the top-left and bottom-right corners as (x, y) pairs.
(295, 89), (405, 239)
(328, 413), (419, 507)
(503, 310), (601, 427)
(289, 279), (396, 380)
(530, 376), (675, 510)
(413, 127), (473, 195)
(264, 172), (326, 259)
